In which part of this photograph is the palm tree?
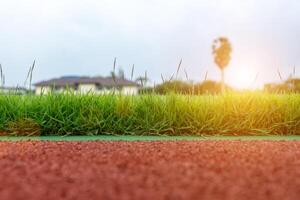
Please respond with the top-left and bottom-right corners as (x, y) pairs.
(212, 37), (232, 93)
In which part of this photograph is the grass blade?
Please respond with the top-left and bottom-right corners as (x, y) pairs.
(277, 68), (283, 82)
(112, 57), (117, 90)
(175, 58), (182, 80)
(184, 69), (189, 81)
(29, 60), (36, 91)
(204, 71), (208, 81)
(131, 64), (135, 81)
(0, 63), (3, 87)
(161, 74), (165, 83)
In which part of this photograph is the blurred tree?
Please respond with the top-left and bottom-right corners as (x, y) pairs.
(194, 80), (222, 94)
(154, 80), (191, 94)
(194, 80), (232, 94)
(212, 37), (232, 93)
(264, 83), (289, 93)
(285, 78), (300, 92)
(152, 80), (233, 95)
(264, 78), (300, 93)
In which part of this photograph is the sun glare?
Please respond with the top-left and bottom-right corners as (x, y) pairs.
(227, 67), (258, 89)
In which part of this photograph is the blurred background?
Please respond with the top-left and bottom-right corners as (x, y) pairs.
(0, 0), (299, 90)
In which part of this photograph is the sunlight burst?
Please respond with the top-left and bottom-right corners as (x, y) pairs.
(227, 67), (258, 89)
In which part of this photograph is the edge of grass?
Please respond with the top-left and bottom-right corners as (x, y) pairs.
(0, 135), (300, 141)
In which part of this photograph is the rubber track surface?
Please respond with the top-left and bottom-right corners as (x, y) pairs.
(0, 141), (299, 200)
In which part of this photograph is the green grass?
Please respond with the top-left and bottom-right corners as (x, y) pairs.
(0, 92), (299, 136)
(0, 135), (300, 141)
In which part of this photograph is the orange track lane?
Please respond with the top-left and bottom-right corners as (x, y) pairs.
(0, 141), (299, 200)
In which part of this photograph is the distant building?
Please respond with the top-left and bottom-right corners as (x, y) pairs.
(34, 76), (140, 95)
(0, 86), (28, 95)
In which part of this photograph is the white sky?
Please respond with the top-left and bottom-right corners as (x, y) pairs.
(0, 0), (299, 88)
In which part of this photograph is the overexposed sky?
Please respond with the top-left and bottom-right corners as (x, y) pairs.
(0, 0), (299, 88)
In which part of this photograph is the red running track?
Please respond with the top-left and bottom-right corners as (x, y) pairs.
(0, 141), (299, 200)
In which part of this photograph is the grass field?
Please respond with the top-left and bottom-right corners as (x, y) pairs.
(0, 92), (299, 136)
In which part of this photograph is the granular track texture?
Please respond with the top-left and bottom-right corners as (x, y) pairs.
(0, 141), (299, 200)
